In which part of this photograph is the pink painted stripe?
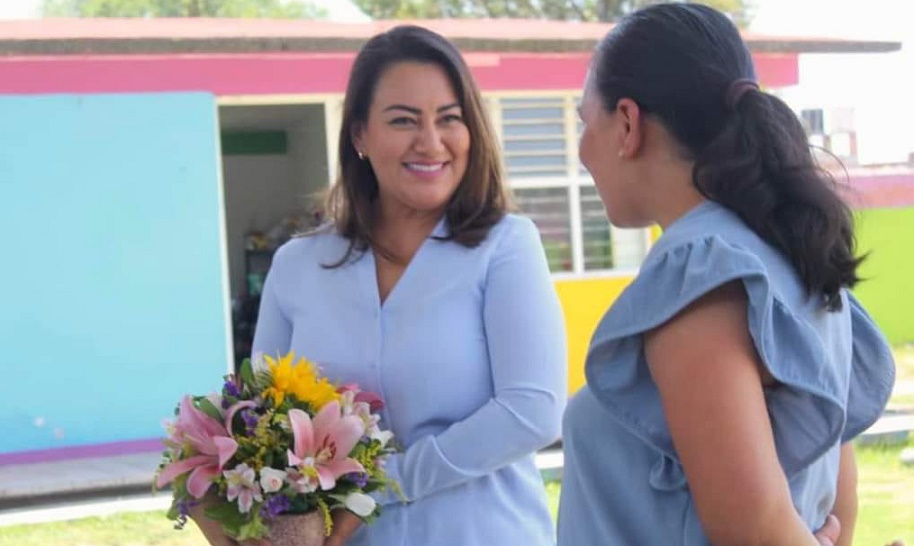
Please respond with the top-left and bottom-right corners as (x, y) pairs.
(0, 51), (797, 95)
(0, 438), (164, 466)
(843, 170), (914, 209)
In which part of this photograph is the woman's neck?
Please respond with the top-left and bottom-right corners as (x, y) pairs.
(374, 209), (443, 263)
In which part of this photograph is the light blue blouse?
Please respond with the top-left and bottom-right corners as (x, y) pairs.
(558, 200), (895, 545)
(253, 214), (567, 546)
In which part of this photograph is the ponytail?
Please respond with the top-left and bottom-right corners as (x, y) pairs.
(692, 89), (863, 311)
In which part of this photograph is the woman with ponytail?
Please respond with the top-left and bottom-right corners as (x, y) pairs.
(557, 4), (899, 546)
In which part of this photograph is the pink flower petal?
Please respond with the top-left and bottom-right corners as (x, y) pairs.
(316, 466), (337, 491)
(312, 400), (341, 443)
(156, 455), (212, 487)
(187, 464), (222, 498)
(288, 409), (315, 459)
(238, 489), (254, 513)
(223, 401), (257, 437)
(354, 390), (384, 412)
(324, 458), (365, 478)
(212, 436), (239, 469)
(287, 448), (303, 467)
(226, 483), (241, 501)
(181, 396), (227, 439)
(325, 415), (365, 460)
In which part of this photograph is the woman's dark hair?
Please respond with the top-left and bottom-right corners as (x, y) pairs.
(323, 25), (508, 267)
(592, 3), (861, 311)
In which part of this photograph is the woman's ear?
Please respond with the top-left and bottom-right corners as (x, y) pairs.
(615, 98), (644, 159)
(351, 123), (366, 156)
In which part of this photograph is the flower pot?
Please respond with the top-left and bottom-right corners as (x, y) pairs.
(268, 511), (326, 546)
(187, 498), (236, 546)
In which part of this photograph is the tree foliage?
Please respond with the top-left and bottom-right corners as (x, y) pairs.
(351, 0), (751, 26)
(41, 0), (327, 18)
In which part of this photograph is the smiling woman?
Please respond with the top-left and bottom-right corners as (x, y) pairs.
(231, 24), (569, 546)
(352, 61), (471, 254)
(325, 24), (507, 270)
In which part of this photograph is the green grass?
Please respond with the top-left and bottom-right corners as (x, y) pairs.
(895, 345), (914, 383)
(0, 511), (209, 546)
(854, 440), (914, 545)
(891, 345), (914, 408)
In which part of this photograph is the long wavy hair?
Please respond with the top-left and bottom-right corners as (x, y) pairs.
(322, 25), (509, 267)
(592, 3), (862, 311)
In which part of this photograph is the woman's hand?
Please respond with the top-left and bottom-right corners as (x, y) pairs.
(814, 514), (841, 546)
(323, 510), (363, 546)
(188, 500), (240, 546)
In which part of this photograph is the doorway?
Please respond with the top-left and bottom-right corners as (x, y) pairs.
(218, 102), (330, 369)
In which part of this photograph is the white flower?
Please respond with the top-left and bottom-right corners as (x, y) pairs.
(343, 492), (377, 517)
(340, 390), (357, 415)
(371, 429), (394, 448)
(224, 463), (263, 514)
(287, 463), (320, 494)
(259, 467), (287, 494)
(251, 351), (268, 373)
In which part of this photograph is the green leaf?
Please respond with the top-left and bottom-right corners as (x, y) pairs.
(165, 501), (181, 520)
(235, 511), (270, 541)
(205, 500), (241, 520)
(204, 500), (246, 537)
(241, 358), (256, 390)
(197, 397), (223, 422)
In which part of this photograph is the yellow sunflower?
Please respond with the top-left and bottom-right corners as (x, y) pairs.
(262, 351), (340, 410)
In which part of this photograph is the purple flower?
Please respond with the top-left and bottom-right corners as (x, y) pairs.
(223, 380), (241, 399)
(346, 472), (369, 488)
(260, 494), (291, 520)
(174, 498), (199, 529)
(240, 409), (259, 435)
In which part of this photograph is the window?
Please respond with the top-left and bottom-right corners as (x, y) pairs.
(579, 186), (612, 271)
(801, 108), (825, 135)
(800, 106), (857, 162)
(500, 97), (568, 179)
(514, 187), (573, 272)
(493, 94), (651, 274)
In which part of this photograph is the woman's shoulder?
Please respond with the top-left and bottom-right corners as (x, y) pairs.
(585, 204), (856, 481)
(483, 213), (540, 249)
(270, 225), (352, 271)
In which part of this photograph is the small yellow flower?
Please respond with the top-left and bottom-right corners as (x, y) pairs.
(262, 352), (340, 410)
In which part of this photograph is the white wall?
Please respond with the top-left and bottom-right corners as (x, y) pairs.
(288, 106), (330, 214)
(751, 0), (913, 166)
(220, 103), (330, 300)
(222, 153), (300, 298)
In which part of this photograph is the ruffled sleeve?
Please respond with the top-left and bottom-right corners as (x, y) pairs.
(585, 234), (893, 489)
(842, 294), (895, 441)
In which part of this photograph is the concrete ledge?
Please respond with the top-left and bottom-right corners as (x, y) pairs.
(0, 452), (160, 507)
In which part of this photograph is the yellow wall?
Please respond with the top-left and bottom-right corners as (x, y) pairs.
(555, 275), (636, 393)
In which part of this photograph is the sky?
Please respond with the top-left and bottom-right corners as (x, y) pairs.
(0, 0), (370, 20)
(0, 0), (909, 164)
(750, 0), (912, 165)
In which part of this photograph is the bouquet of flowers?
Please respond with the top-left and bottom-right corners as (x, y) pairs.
(155, 351), (399, 545)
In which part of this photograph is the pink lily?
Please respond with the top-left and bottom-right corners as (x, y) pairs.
(338, 384), (384, 412)
(287, 401), (365, 491)
(156, 396), (238, 498)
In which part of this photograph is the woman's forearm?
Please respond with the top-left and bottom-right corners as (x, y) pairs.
(832, 442), (858, 546)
